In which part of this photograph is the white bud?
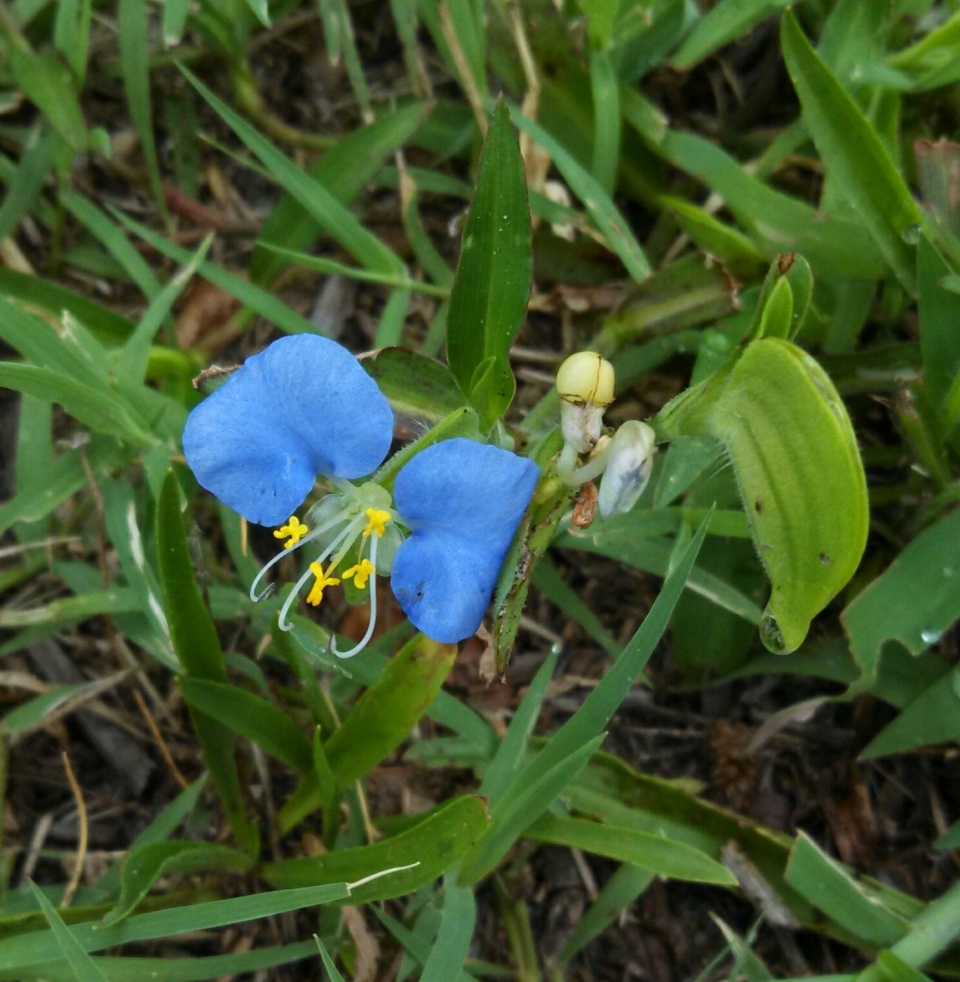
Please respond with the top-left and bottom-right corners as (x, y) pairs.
(598, 421), (657, 518)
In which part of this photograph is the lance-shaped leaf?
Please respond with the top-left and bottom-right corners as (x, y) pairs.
(156, 471), (259, 854)
(658, 339), (868, 654)
(781, 10), (924, 293)
(446, 99), (531, 430)
(262, 795), (490, 902)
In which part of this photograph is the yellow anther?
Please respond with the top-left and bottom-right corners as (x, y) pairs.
(556, 351), (615, 406)
(306, 562), (340, 606)
(362, 508), (391, 538)
(342, 559), (376, 590)
(274, 516), (309, 549)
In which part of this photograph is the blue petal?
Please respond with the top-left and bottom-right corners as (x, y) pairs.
(390, 439), (540, 643)
(183, 335), (394, 526)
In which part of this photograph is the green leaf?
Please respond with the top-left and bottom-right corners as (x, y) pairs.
(323, 633), (457, 787)
(111, 209), (317, 337)
(877, 951), (935, 982)
(101, 479), (176, 669)
(314, 936), (347, 982)
(917, 238), (960, 409)
(589, 50), (620, 194)
(861, 668), (960, 759)
(28, 942), (321, 982)
(362, 347), (467, 425)
(656, 130), (884, 280)
(781, 10), (923, 293)
(672, 0), (791, 69)
(510, 106), (651, 283)
(0, 124), (52, 243)
(118, 0), (166, 218)
(0, 884), (351, 970)
(251, 103), (428, 285)
(7, 45), (87, 151)
(457, 735), (606, 886)
(0, 267), (133, 344)
(119, 234), (212, 384)
(180, 65), (401, 276)
(558, 864), (654, 964)
(60, 190), (161, 299)
(446, 99), (530, 428)
(658, 339), (868, 653)
(757, 277), (794, 341)
(179, 678), (314, 774)
(842, 508), (960, 686)
(526, 814), (737, 885)
(162, 0), (190, 45)
(104, 841), (254, 926)
(460, 516), (709, 883)
(27, 881), (107, 982)
(660, 195), (766, 278)
(0, 363), (153, 444)
(0, 437), (126, 538)
(479, 647), (560, 806)
(785, 832), (908, 947)
(156, 471), (259, 855)
(261, 796), (490, 902)
(532, 559), (622, 658)
(421, 883), (476, 982)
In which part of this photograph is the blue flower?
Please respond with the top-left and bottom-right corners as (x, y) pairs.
(391, 440), (539, 643)
(182, 335), (540, 652)
(183, 335), (394, 528)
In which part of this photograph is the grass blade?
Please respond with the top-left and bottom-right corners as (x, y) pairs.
(781, 10), (923, 293)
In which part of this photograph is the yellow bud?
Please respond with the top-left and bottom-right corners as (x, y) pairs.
(556, 352), (615, 406)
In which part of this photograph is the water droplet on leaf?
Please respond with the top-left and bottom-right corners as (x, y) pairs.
(921, 627), (943, 645)
(902, 223), (923, 244)
(760, 610), (788, 654)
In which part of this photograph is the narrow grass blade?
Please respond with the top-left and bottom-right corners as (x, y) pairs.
(119, 234), (212, 383)
(0, 363), (153, 444)
(526, 814), (736, 885)
(479, 646), (559, 806)
(672, 0), (791, 69)
(179, 678), (314, 774)
(559, 864), (654, 964)
(0, 884), (350, 969)
(156, 471), (259, 854)
(785, 832), (907, 947)
(589, 50), (620, 194)
(532, 559), (622, 658)
(421, 882), (476, 982)
(781, 10), (923, 293)
(180, 65), (401, 275)
(26, 882), (107, 982)
(25, 941), (319, 982)
(118, 0), (167, 218)
(509, 106), (650, 282)
(110, 209), (317, 336)
(461, 512), (710, 883)
(0, 124), (52, 242)
(60, 190), (160, 299)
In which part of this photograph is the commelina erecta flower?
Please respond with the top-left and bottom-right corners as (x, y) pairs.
(182, 335), (539, 654)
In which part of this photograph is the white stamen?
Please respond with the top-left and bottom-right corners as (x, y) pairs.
(250, 512), (352, 603)
(330, 533), (379, 659)
(277, 516), (364, 632)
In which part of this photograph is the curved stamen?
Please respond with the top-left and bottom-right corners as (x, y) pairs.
(277, 516), (364, 631)
(331, 532), (379, 659)
(250, 512), (352, 603)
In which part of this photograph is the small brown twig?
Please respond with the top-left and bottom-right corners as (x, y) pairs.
(60, 752), (88, 907)
(132, 688), (189, 789)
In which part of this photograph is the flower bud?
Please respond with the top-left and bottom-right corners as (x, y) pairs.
(556, 352), (615, 407)
(598, 421), (656, 518)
